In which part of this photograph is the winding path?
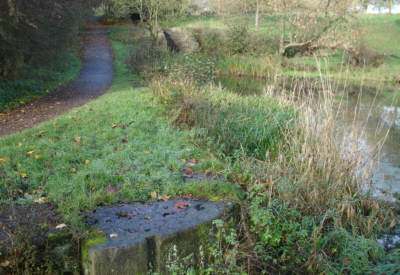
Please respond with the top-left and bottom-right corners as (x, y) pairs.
(0, 26), (114, 136)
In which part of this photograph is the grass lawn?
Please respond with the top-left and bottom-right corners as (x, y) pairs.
(0, 28), (237, 227)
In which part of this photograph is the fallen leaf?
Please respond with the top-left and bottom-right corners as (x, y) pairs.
(183, 167), (193, 177)
(158, 195), (170, 201)
(27, 150), (35, 155)
(34, 197), (46, 204)
(115, 147), (123, 152)
(70, 167), (77, 173)
(121, 138), (128, 143)
(116, 212), (134, 218)
(162, 211), (175, 217)
(74, 137), (81, 143)
(105, 185), (120, 194)
(0, 260), (10, 267)
(150, 191), (157, 199)
(111, 124), (118, 129)
(182, 194), (193, 200)
(110, 233), (118, 238)
(0, 158), (7, 164)
(56, 224), (67, 230)
(174, 200), (190, 209)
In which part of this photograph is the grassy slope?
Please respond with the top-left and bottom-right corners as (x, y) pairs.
(0, 28), (235, 226)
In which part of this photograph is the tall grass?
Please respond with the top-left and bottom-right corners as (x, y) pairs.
(149, 64), (398, 273)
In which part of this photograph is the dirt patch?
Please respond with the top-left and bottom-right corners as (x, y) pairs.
(0, 26), (114, 137)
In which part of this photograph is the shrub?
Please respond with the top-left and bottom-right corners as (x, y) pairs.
(348, 40), (385, 67)
(226, 23), (249, 55)
(191, 28), (228, 56)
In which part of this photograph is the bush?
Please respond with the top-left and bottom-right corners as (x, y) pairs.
(348, 41), (385, 67)
(226, 23), (249, 55)
(191, 28), (229, 56)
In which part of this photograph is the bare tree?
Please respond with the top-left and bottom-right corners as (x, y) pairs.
(268, 0), (353, 56)
(110, 0), (188, 44)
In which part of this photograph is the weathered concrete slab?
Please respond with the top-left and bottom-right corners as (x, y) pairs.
(84, 200), (233, 274)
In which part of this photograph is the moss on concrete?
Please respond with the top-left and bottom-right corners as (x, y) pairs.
(81, 229), (106, 275)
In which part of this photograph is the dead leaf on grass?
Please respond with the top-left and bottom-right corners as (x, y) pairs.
(158, 195), (170, 201)
(182, 194), (193, 200)
(183, 167), (193, 177)
(105, 185), (120, 194)
(34, 197), (46, 204)
(0, 260), (10, 267)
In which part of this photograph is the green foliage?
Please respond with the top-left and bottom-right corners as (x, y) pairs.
(0, 0), (92, 78)
(0, 54), (82, 112)
(227, 23), (249, 55)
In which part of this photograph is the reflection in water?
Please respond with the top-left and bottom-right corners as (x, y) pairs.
(215, 76), (400, 195)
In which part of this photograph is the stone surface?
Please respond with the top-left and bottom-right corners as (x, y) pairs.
(163, 28), (200, 53)
(84, 200), (233, 274)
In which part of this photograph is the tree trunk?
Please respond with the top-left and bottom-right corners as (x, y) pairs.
(255, 0), (260, 31)
(279, 15), (285, 56)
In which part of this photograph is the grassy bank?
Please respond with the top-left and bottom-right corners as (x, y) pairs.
(124, 21), (400, 273)
(0, 53), (82, 112)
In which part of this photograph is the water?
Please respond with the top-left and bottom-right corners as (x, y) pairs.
(215, 75), (400, 197)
